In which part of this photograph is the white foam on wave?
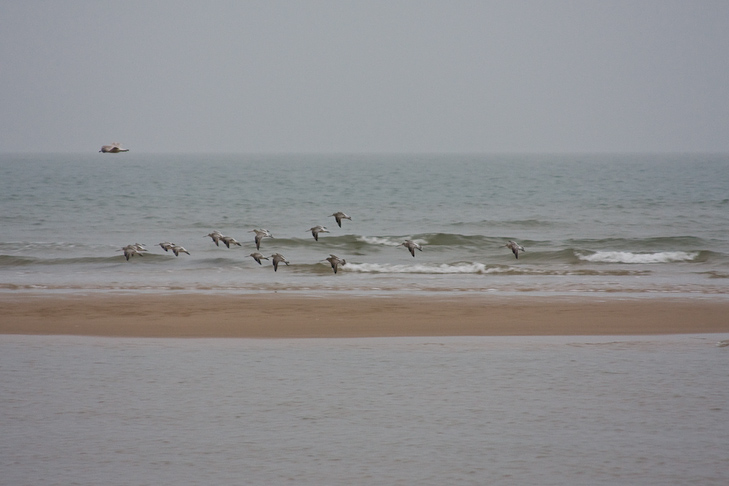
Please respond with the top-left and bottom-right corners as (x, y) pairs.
(357, 236), (401, 246)
(577, 251), (699, 264)
(357, 236), (427, 246)
(345, 262), (498, 274)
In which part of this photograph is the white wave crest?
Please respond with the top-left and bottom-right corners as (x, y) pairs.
(356, 236), (401, 246)
(577, 251), (699, 264)
(356, 236), (427, 246)
(345, 262), (495, 274)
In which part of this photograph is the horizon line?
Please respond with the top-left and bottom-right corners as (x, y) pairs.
(3, 150), (729, 156)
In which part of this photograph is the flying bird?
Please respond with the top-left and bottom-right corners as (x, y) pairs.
(324, 254), (346, 274)
(250, 229), (273, 250)
(159, 242), (188, 256)
(205, 231), (224, 246)
(99, 143), (129, 153)
(119, 243), (146, 261)
(170, 244), (190, 256)
(221, 236), (242, 248)
(249, 252), (269, 265)
(309, 225), (330, 241)
(330, 211), (351, 228)
(270, 253), (289, 272)
(504, 240), (525, 259)
(400, 240), (423, 257)
(121, 247), (142, 261)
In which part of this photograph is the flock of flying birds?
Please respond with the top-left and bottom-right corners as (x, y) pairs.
(119, 211), (526, 274)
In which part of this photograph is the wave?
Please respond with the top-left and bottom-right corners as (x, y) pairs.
(565, 236), (709, 250)
(256, 234), (495, 251)
(0, 255), (115, 266)
(354, 233), (508, 248)
(2, 233), (723, 271)
(700, 271), (729, 279)
(346, 262), (491, 274)
(352, 234), (717, 253)
(277, 261), (508, 275)
(341, 262), (651, 277)
(472, 219), (558, 228)
(575, 251), (700, 264)
(355, 235), (403, 247)
(0, 253), (186, 267)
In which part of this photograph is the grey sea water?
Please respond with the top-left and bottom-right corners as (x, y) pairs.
(2, 154), (729, 485)
(1, 152), (728, 296)
(2, 334), (728, 485)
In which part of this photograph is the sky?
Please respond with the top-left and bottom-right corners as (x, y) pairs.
(1, 0), (728, 154)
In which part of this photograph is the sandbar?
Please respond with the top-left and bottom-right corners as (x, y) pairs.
(1, 293), (728, 338)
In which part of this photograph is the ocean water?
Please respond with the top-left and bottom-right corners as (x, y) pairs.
(1, 152), (728, 296)
(2, 154), (729, 486)
(2, 334), (728, 485)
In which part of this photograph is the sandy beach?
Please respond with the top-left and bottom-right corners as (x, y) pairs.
(1, 293), (728, 338)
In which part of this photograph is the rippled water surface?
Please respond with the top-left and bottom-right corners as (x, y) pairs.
(1, 153), (728, 296)
(2, 335), (728, 485)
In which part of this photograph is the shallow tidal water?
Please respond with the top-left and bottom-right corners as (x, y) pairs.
(2, 334), (728, 485)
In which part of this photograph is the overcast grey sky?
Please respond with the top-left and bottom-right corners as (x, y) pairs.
(1, 0), (728, 153)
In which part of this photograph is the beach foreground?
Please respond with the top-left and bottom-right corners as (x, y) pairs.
(1, 293), (728, 338)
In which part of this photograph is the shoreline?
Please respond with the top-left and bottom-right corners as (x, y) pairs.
(1, 293), (728, 338)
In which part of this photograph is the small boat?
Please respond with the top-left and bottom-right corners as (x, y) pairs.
(99, 143), (129, 153)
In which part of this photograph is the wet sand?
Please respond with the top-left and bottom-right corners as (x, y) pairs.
(1, 293), (728, 338)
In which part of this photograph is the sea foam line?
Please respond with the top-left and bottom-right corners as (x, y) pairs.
(576, 251), (699, 264)
(344, 262), (505, 274)
(356, 236), (428, 247)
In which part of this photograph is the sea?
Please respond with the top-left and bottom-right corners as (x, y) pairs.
(2, 153), (729, 485)
(1, 152), (728, 296)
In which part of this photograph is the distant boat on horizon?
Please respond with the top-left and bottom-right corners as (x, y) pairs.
(99, 143), (129, 153)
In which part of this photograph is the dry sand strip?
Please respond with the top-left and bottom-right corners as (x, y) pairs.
(1, 294), (728, 339)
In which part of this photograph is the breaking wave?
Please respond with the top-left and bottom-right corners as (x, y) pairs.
(345, 262), (491, 274)
(356, 235), (405, 247)
(576, 251), (699, 264)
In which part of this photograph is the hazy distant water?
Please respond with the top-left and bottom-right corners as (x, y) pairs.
(1, 152), (728, 296)
(2, 334), (728, 485)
